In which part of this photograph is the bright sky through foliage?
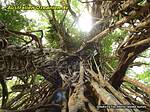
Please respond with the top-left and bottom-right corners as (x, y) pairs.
(78, 12), (93, 32)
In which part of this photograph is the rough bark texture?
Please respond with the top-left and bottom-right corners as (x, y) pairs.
(0, 0), (150, 112)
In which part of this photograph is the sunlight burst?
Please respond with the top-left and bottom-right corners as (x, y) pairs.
(78, 12), (93, 32)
